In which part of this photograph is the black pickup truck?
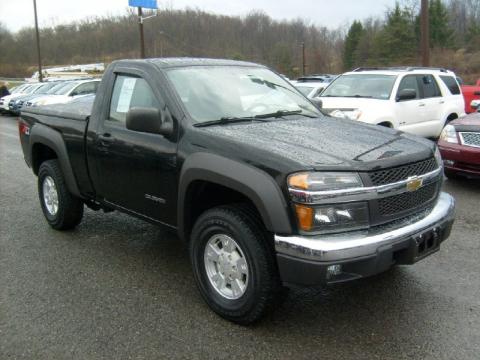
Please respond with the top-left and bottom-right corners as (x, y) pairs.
(19, 58), (455, 324)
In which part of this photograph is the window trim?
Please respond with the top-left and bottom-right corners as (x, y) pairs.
(439, 75), (461, 95)
(107, 72), (162, 125)
(417, 74), (442, 99)
(396, 74), (421, 102)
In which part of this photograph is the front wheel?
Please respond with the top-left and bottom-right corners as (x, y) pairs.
(38, 159), (84, 230)
(189, 205), (281, 325)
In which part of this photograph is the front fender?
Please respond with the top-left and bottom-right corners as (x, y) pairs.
(29, 123), (81, 197)
(178, 152), (292, 240)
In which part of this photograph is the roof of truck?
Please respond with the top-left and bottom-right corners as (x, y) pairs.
(135, 57), (263, 68)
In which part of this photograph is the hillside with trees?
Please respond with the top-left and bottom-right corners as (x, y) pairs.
(344, 0), (480, 82)
(0, 0), (479, 82)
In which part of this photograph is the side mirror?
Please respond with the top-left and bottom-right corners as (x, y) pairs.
(312, 98), (323, 109)
(126, 107), (173, 136)
(396, 89), (417, 102)
(70, 91), (78, 97)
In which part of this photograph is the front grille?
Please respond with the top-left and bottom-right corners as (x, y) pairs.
(378, 182), (438, 216)
(369, 157), (437, 186)
(460, 132), (480, 148)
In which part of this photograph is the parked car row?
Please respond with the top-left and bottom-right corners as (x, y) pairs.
(0, 78), (100, 115)
(291, 74), (336, 99)
(291, 66), (480, 179)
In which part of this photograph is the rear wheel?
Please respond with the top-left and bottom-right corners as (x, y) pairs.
(38, 160), (84, 230)
(189, 204), (281, 325)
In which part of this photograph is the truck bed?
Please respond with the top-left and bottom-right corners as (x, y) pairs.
(21, 95), (94, 121)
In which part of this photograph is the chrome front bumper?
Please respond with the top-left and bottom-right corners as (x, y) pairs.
(275, 192), (455, 263)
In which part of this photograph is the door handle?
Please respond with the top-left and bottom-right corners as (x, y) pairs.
(419, 103), (426, 107)
(439, 100), (445, 104)
(98, 133), (115, 148)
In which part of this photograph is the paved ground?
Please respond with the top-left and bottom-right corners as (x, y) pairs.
(0, 114), (479, 359)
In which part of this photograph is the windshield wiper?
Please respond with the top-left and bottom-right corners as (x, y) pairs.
(343, 95), (373, 98)
(193, 116), (269, 127)
(254, 109), (317, 119)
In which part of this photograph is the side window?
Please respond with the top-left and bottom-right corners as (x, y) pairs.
(397, 75), (420, 100)
(440, 75), (461, 95)
(72, 82), (98, 96)
(109, 75), (160, 123)
(419, 75), (442, 98)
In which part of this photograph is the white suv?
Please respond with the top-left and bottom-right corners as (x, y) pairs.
(319, 67), (465, 138)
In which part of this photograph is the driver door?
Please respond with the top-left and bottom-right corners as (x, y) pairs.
(91, 71), (178, 226)
(394, 74), (425, 132)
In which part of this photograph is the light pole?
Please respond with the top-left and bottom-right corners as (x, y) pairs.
(420, 0), (430, 66)
(33, 0), (43, 82)
(302, 42), (306, 76)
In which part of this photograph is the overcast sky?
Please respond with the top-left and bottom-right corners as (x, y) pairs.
(0, 0), (398, 32)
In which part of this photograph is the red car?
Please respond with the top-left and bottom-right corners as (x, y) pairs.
(438, 110), (480, 178)
(461, 79), (480, 114)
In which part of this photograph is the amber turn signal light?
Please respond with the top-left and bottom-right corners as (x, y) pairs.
(288, 173), (309, 190)
(295, 204), (314, 231)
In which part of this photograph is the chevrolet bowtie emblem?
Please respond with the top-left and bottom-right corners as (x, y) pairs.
(406, 176), (423, 192)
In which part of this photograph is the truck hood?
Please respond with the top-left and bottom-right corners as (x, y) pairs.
(450, 112), (480, 132)
(319, 97), (388, 111)
(192, 116), (435, 173)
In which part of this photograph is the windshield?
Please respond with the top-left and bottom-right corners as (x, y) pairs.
(296, 86), (314, 96)
(166, 66), (320, 123)
(25, 85), (43, 94)
(12, 85), (27, 94)
(321, 74), (397, 100)
(35, 82), (59, 94)
(54, 82), (79, 95)
(46, 82), (69, 94)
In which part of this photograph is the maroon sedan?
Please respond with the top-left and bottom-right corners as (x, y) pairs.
(438, 111), (480, 179)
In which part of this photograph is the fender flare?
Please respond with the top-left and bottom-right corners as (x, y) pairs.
(177, 152), (292, 241)
(29, 123), (81, 197)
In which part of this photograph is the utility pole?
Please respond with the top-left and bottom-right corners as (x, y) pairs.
(33, 0), (43, 82)
(138, 7), (146, 58)
(420, 0), (430, 66)
(302, 42), (306, 76)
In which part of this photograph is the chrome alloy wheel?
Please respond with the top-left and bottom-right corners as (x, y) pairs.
(42, 176), (59, 215)
(204, 234), (249, 300)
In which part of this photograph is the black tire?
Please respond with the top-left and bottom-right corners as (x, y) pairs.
(38, 159), (84, 230)
(189, 204), (281, 325)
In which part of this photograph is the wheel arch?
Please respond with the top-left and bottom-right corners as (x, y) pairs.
(377, 121), (394, 128)
(29, 123), (81, 197)
(446, 112), (459, 122)
(178, 153), (292, 241)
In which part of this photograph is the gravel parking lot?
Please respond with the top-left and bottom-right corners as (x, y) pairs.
(1, 114), (479, 359)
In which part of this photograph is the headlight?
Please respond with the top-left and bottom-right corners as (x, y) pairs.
(288, 172), (362, 191)
(330, 109), (362, 120)
(294, 202), (369, 233)
(434, 146), (443, 167)
(288, 172), (368, 232)
(34, 99), (47, 106)
(439, 124), (458, 144)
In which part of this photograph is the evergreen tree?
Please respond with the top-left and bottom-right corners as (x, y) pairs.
(465, 22), (480, 51)
(374, 3), (417, 64)
(429, 0), (454, 48)
(343, 20), (364, 70)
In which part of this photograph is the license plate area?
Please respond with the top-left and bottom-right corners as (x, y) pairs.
(413, 228), (441, 261)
